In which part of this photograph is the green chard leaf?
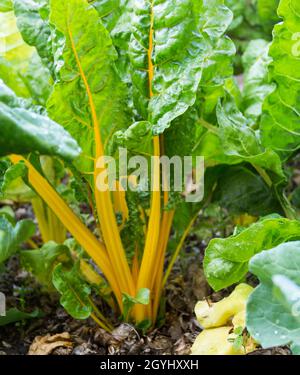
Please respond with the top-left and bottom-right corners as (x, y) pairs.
(257, 0), (280, 33)
(91, 0), (133, 82)
(0, 307), (43, 326)
(122, 288), (150, 320)
(242, 39), (274, 125)
(0, 9), (51, 104)
(196, 94), (284, 177)
(52, 263), (93, 320)
(0, 81), (81, 160)
(204, 216), (300, 291)
(212, 165), (282, 217)
(224, 0), (246, 31)
(216, 94), (284, 178)
(128, 0), (234, 133)
(196, 2), (235, 117)
(260, 0), (300, 158)
(0, 214), (35, 264)
(13, 0), (52, 65)
(47, 0), (130, 182)
(164, 106), (205, 160)
(0, 160), (34, 202)
(0, 0), (12, 12)
(21, 241), (72, 289)
(247, 242), (300, 354)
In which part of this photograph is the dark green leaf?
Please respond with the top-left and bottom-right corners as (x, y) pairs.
(213, 166), (282, 216)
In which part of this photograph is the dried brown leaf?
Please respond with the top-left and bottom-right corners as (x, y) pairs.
(28, 332), (73, 355)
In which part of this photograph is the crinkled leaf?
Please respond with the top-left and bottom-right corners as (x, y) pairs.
(196, 7), (235, 117)
(216, 94), (284, 178)
(247, 242), (300, 354)
(0, 10), (50, 104)
(48, 0), (130, 182)
(91, 0), (133, 82)
(260, 0), (300, 157)
(0, 215), (35, 263)
(164, 106), (205, 159)
(112, 121), (153, 158)
(18, 53), (52, 105)
(225, 0), (245, 30)
(13, 0), (55, 74)
(204, 217), (300, 291)
(128, 0), (233, 134)
(52, 263), (92, 320)
(95, 0), (234, 119)
(257, 0), (280, 33)
(242, 39), (274, 125)
(21, 241), (72, 288)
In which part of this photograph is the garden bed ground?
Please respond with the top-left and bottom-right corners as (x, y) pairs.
(0, 205), (291, 355)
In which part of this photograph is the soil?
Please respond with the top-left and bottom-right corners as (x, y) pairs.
(0, 206), (292, 356)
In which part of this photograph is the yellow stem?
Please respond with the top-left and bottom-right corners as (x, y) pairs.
(152, 209), (174, 322)
(27, 238), (38, 249)
(67, 25), (135, 298)
(151, 145), (174, 322)
(31, 197), (49, 243)
(79, 258), (115, 311)
(135, 136), (161, 321)
(134, 1), (162, 322)
(47, 206), (66, 243)
(10, 155), (123, 308)
(90, 312), (112, 332)
(113, 181), (129, 230)
(252, 165), (272, 188)
(88, 297), (113, 332)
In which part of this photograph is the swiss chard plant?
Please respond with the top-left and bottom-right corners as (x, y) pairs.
(1, 0), (300, 347)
